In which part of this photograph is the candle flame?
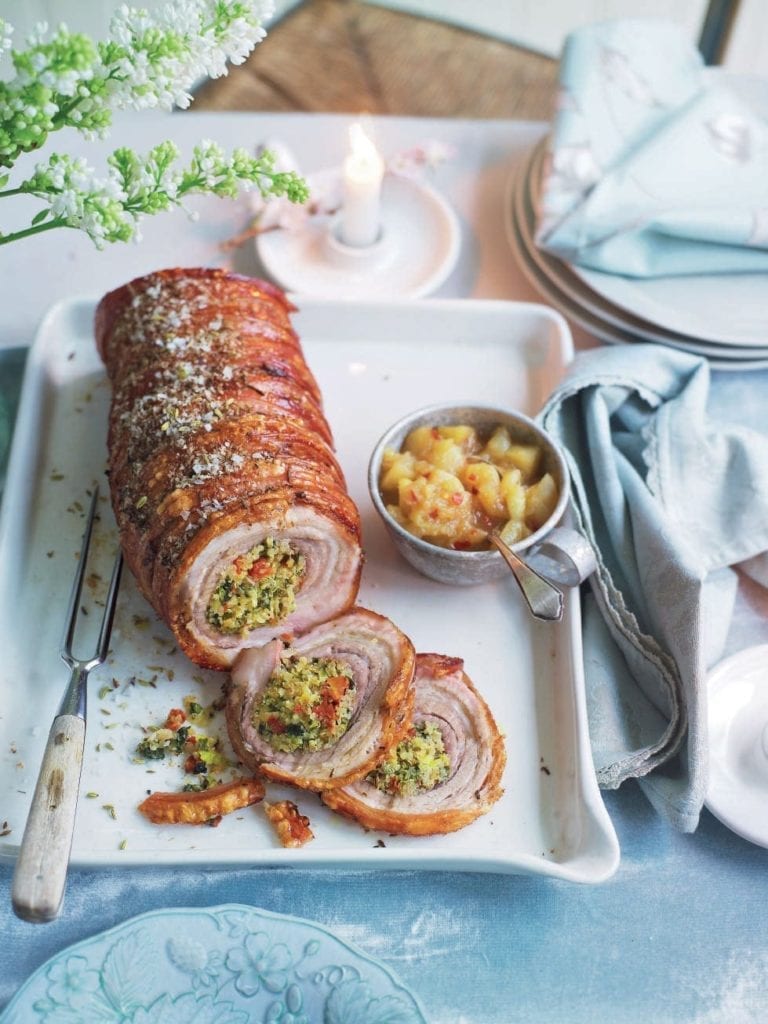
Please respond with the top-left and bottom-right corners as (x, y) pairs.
(348, 122), (380, 167)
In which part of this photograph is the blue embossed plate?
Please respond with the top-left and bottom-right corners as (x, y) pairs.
(0, 904), (428, 1023)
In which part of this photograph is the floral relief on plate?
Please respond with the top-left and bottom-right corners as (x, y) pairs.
(0, 905), (427, 1024)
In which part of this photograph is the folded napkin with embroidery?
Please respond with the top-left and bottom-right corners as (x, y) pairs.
(540, 344), (768, 830)
(536, 18), (768, 277)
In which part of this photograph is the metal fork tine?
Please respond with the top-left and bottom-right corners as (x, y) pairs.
(60, 484), (101, 662)
(95, 549), (123, 665)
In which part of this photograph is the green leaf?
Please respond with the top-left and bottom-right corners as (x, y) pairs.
(0, 174), (9, 189)
(31, 209), (49, 226)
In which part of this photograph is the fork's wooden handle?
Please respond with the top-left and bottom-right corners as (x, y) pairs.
(12, 714), (85, 923)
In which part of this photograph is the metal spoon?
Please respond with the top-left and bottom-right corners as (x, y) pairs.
(489, 530), (564, 622)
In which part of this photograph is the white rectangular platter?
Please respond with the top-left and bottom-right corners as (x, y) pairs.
(0, 295), (619, 882)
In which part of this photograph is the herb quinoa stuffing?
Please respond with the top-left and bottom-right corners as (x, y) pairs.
(135, 700), (228, 791)
(367, 722), (451, 796)
(254, 656), (356, 753)
(206, 537), (306, 635)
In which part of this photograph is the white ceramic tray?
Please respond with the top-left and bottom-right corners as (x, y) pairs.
(0, 296), (619, 882)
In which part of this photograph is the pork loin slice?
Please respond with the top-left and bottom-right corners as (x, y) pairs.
(170, 499), (362, 669)
(226, 608), (416, 791)
(322, 653), (506, 835)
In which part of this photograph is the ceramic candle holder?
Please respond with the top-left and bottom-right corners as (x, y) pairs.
(256, 174), (461, 300)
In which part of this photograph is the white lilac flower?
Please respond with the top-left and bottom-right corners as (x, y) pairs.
(6, 141), (306, 248)
(0, 1), (276, 166)
(101, 0), (274, 111)
(0, 3), (308, 248)
(0, 18), (12, 56)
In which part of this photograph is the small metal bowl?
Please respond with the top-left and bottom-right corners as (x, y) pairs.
(368, 403), (570, 586)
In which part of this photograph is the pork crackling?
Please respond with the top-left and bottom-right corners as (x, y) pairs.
(322, 653), (506, 834)
(95, 268), (363, 670)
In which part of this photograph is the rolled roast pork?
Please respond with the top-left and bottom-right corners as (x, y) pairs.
(226, 608), (416, 790)
(322, 653), (506, 833)
(95, 267), (363, 669)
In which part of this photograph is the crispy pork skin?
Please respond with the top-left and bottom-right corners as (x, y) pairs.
(322, 653), (506, 834)
(95, 268), (363, 669)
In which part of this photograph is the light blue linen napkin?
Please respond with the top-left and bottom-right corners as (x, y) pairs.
(540, 344), (768, 831)
(536, 19), (768, 278)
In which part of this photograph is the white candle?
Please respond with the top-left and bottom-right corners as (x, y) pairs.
(340, 123), (384, 248)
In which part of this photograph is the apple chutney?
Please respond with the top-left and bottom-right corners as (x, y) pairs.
(378, 423), (559, 551)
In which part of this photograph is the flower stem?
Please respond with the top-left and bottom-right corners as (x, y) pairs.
(0, 188), (26, 199)
(0, 217), (69, 245)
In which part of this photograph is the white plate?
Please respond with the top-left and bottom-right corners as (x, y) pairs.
(573, 259), (768, 351)
(0, 904), (427, 1023)
(523, 144), (768, 361)
(0, 295), (619, 883)
(706, 644), (768, 849)
(507, 157), (768, 373)
(506, 179), (626, 348)
(564, 73), (768, 349)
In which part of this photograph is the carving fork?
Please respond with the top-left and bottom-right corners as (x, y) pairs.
(12, 486), (123, 922)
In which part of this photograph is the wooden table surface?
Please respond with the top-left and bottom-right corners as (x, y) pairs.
(194, 0), (558, 120)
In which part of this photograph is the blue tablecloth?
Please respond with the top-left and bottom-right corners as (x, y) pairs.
(2, 787), (768, 1022)
(1, 112), (768, 1023)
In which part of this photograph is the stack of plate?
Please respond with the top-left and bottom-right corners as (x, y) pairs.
(506, 139), (768, 372)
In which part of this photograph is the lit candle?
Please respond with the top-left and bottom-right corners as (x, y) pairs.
(340, 122), (384, 248)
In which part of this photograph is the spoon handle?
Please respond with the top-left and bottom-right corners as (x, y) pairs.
(490, 533), (564, 622)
